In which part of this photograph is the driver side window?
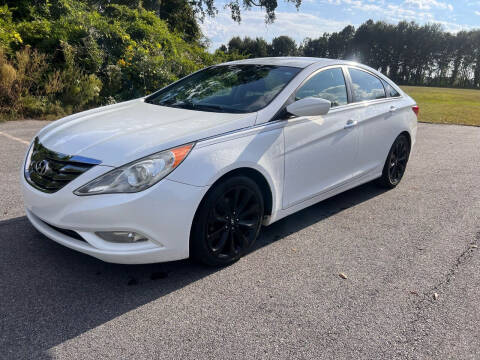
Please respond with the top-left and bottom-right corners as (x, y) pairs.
(295, 68), (348, 107)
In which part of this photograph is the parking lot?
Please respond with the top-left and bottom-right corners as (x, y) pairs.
(1, 120), (479, 359)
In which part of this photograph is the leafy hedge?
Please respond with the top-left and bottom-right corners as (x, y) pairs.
(0, 2), (235, 120)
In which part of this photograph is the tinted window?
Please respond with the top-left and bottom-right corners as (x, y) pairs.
(296, 68), (348, 107)
(382, 80), (400, 97)
(349, 68), (386, 102)
(145, 65), (301, 113)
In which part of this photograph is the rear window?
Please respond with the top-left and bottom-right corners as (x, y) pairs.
(349, 68), (386, 102)
(382, 80), (401, 97)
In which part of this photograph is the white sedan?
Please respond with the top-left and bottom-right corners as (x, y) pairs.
(21, 57), (418, 266)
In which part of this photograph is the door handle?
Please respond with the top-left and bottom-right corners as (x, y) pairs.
(389, 106), (397, 113)
(344, 119), (357, 129)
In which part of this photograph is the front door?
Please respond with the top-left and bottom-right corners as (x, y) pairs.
(283, 67), (359, 208)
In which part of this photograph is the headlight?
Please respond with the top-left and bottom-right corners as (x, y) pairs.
(74, 143), (194, 195)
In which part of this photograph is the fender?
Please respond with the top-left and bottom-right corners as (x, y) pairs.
(167, 122), (286, 217)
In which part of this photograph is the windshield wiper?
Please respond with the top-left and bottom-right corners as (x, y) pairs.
(162, 101), (244, 113)
(195, 104), (245, 113)
(190, 103), (228, 112)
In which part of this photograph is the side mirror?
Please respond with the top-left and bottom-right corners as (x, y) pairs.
(286, 97), (331, 117)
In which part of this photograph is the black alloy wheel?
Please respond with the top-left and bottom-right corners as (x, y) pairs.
(191, 176), (264, 266)
(377, 134), (410, 188)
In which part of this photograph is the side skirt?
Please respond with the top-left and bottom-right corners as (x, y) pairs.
(263, 170), (382, 226)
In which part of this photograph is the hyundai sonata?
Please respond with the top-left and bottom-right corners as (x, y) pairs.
(22, 57), (418, 266)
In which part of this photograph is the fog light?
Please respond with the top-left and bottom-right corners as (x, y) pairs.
(96, 231), (149, 243)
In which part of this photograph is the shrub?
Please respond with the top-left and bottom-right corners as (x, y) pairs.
(0, 46), (49, 118)
(0, 2), (239, 120)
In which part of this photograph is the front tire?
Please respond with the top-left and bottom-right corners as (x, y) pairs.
(190, 176), (264, 266)
(376, 134), (410, 188)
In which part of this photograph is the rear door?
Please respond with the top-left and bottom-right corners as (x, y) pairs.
(282, 67), (359, 208)
(346, 67), (397, 177)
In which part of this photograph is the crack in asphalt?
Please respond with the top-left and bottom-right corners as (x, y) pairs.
(421, 231), (480, 299)
(401, 231), (480, 351)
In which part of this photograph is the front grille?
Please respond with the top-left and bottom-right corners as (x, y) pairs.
(25, 137), (101, 193)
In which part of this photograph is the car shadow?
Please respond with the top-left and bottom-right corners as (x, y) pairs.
(0, 182), (387, 358)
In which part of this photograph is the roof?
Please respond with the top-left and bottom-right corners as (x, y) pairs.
(222, 57), (352, 69)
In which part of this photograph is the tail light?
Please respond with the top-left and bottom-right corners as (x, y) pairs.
(412, 105), (419, 116)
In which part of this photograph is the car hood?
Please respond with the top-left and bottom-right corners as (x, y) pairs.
(37, 99), (257, 167)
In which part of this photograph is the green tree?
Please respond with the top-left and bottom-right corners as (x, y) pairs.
(270, 36), (297, 56)
(300, 35), (328, 57)
(225, 36), (268, 58)
(219, 19), (480, 89)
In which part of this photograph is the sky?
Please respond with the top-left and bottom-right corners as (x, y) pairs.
(200, 0), (479, 51)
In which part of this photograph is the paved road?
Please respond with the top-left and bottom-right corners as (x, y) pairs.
(0, 121), (479, 359)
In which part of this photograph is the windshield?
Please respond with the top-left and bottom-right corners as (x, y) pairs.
(145, 65), (301, 113)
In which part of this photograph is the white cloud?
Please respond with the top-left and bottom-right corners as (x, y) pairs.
(322, 0), (435, 22)
(404, 0), (452, 10)
(475, 10), (480, 15)
(200, 10), (352, 50)
(326, 0), (364, 5)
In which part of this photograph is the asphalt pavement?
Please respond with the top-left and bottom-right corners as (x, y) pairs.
(0, 120), (479, 359)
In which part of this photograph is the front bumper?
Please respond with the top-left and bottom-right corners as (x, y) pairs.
(21, 166), (207, 264)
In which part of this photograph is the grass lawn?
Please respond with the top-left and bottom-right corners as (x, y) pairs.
(401, 86), (480, 127)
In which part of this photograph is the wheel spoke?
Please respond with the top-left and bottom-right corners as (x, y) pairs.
(233, 187), (241, 208)
(212, 229), (229, 253)
(212, 207), (227, 223)
(216, 195), (230, 215)
(236, 230), (249, 249)
(238, 219), (256, 229)
(228, 230), (237, 256)
(394, 166), (401, 180)
(240, 203), (259, 218)
(208, 226), (224, 242)
(237, 192), (252, 215)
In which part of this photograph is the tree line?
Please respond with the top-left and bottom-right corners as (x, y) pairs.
(218, 20), (480, 89)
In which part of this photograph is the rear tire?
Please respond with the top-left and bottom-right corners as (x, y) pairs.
(190, 176), (264, 266)
(376, 134), (410, 188)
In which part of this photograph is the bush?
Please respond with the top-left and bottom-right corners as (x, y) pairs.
(0, 46), (49, 118)
(0, 2), (237, 120)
